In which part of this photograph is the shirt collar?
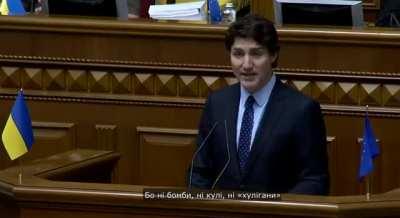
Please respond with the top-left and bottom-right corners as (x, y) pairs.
(240, 74), (276, 107)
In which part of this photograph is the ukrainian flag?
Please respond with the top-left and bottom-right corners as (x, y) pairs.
(2, 90), (34, 160)
(0, 0), (26, 16)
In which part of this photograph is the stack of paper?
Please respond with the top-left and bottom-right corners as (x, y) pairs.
(149, 1), (206, 21)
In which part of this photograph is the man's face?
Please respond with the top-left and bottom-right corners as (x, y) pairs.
(230, 37), (277, 93)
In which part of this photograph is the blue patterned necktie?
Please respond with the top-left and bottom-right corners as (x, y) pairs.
(238, 95), (255, 172)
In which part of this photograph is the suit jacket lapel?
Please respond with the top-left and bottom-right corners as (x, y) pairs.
(243, 80), (286, 176)
(225, 84), (241, 176)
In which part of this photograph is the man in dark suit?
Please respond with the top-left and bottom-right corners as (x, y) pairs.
(190, 15), (329, 195)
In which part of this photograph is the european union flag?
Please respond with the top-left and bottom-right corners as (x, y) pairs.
(1, 90), (34, 160)
(358, 115), (380, 181)
(0, 0), (26, 16)
(208, 0), (221, 23)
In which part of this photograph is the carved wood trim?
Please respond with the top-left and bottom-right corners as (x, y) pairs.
(136, 126), (198, 135)
(0, 54), (231, 71)
(95, 124), (117, 151)
(2, 85), (400, 118)
(1, 55), (400, 78)
(278, 28), (400, 46)
(322, 105), (400, 118)
(2, 59), (400, 117)
(0, 16), (227, 39)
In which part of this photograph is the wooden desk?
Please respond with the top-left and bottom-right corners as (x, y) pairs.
(1, 149), (400, 218)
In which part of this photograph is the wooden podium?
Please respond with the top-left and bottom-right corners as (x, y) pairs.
(1, 149), (400, 218)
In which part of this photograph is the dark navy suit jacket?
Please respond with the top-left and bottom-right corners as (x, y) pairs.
(191, 79), (329, 195)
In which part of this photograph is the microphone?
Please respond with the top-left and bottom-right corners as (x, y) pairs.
(211, 120), (230, 190)
(188, 121), (218, 190)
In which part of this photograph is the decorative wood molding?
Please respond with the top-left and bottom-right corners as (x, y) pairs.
(1, 55), (399, 78)
(137, 126), (198, 135)
(0, 16), (227, 39)
(94, 124), (119, 183)
(3, 61), (400, 117)
(278, 28), (400, 46)
(95, 124), (117, 151)
(0, 54), (230, 71)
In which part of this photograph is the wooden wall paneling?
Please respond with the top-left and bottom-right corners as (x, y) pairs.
(2, 60), (400, 195)
(277, 36), (400, 73)
(324, 113), (400, 196)
(2, 65), (206, 185)
(362, 117), (400, 195)
(2, 17), (400, 73)
(270, 69), (400, 196)
(1, 17), (400, 196)
(0, 16), (228, 66)
(30, 121), (77, 160)
(136, 127), (197, 186)
(0, 121), (77, 170)
(325, 115), (363, 196)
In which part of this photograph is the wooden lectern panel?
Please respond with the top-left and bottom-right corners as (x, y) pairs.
(1, 150), (400, 218)
(136, 127), (197, 186)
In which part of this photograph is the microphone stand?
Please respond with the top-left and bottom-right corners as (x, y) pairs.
(211, 120), (230, 190)
(188, 121), (219, 190)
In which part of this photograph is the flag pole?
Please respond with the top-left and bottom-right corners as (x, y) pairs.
(18, 158), (23, 185)
(366, 175), (371, 200)
(18, 88), (24, 185)
(365, 104), (370, 200)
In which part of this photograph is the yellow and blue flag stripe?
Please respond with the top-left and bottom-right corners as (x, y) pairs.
(0, 0), (26, 16)
(2, 90), (34, 160)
